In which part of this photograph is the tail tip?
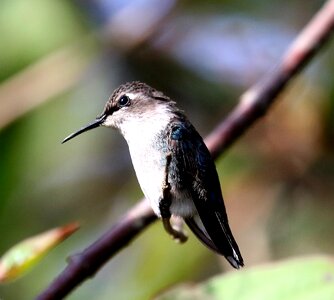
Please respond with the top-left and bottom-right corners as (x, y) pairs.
(227, 255), (244, 269)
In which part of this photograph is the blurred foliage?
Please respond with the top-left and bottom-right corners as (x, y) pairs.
(0, 223), (78, 283)
(0, 0), (86, 80)
(0, 0), (333, 299)
(155, 256), (334, 300)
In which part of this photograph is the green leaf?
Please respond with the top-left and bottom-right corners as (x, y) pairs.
(155, 256), (334, 300)
(0, 223), (79, 282)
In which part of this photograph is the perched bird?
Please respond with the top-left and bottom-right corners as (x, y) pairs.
(63, 81), (244, 268)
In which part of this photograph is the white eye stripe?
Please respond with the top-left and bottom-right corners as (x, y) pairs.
(124, 93), (135, 99)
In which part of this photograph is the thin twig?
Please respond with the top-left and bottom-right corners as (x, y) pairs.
(36, 1), (334, 299)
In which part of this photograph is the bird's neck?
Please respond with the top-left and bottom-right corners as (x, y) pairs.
(120, 106), (175, 149)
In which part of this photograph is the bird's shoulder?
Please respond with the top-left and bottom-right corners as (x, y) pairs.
(165, 116), (216, 178)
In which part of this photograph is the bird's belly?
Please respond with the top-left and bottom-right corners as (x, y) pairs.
(129, 147), (196, 218)
(135, 162), (165, 216)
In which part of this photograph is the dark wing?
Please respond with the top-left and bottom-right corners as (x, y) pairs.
(168, 120), (244, 268)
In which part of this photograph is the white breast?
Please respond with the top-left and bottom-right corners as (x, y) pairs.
(120, 109), (170, 216)
(118, 106), (197, 218)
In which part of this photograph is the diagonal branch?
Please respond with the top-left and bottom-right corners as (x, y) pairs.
(36, 1), (334, 299)
(205, 0), (334, 157)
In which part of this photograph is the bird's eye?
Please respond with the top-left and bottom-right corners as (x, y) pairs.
(118, 95), (130, 107)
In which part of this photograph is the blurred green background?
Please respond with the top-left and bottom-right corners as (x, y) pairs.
(0, 0), (334, 299)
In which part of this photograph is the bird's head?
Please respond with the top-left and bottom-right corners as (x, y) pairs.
(62, 81), (177, 143)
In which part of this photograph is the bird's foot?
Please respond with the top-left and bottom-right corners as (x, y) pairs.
(171, 228), (188, 244)
(162, 217), (188, 243)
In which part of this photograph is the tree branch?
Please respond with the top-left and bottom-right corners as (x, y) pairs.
(36, 1), (334, 299)
(205, 0), (334, 157)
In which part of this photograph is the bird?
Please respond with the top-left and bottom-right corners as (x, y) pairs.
(62, 81), (244, 269)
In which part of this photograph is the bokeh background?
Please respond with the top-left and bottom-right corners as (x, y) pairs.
(0, 0), (334, 299)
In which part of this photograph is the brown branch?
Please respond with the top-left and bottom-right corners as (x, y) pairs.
(36, 200), (156, 300)
(205, 0), (334, 157)
(36, 1), (334, 299)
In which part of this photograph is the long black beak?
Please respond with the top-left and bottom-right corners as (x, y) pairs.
(62, 114), (106, 144)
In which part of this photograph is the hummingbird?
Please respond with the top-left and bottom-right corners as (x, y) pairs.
(62, 81), (244, 269)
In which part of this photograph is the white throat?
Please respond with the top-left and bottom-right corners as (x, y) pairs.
(119, 105), (172, 148)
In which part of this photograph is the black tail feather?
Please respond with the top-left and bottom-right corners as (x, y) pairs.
(185, 214), (244, 269)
